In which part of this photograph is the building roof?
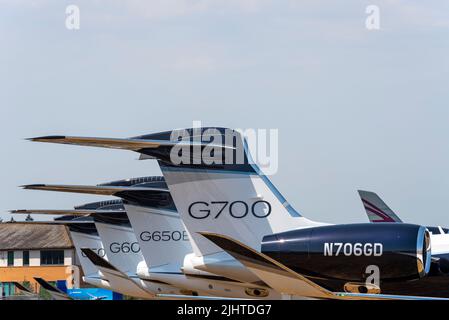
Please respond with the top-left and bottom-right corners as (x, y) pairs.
(0, 223), (73, 251)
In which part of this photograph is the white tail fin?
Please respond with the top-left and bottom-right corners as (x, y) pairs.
(358, 190), (402, 223)
(124, 204), (192, 271)
(97, 177), (191, 270)
(153, 128), (323, 256)
(68, 223), (105, 278)
(92, 211), (145, 274)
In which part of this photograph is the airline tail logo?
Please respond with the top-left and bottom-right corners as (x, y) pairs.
(361, 198), (395, 222)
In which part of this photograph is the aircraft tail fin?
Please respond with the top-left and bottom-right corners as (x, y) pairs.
(146, 127), (320, 256)
(358, 190), (402, 223)
(123, 204), (191, 271)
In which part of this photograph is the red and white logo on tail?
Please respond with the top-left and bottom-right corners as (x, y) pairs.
(358, 190), (402, 223)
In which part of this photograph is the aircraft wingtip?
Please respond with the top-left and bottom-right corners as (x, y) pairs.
(27, 135), (66, 142)
(21, 184), (46, 189)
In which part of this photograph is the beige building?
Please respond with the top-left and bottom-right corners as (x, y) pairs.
(0, 222), (79, 296)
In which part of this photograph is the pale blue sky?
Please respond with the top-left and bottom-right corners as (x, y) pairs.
(1, 1), (448, 225)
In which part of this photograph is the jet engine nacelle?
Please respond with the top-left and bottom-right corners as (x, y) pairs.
(262, 223), (431, 282)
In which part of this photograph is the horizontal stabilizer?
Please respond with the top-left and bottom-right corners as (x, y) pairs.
(28, 135), (234, 151)
(22, 184), (167, 195)
(7, 220), (93, 226)
(27, 136), (162, 150)
(10, 209), (123, 216)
